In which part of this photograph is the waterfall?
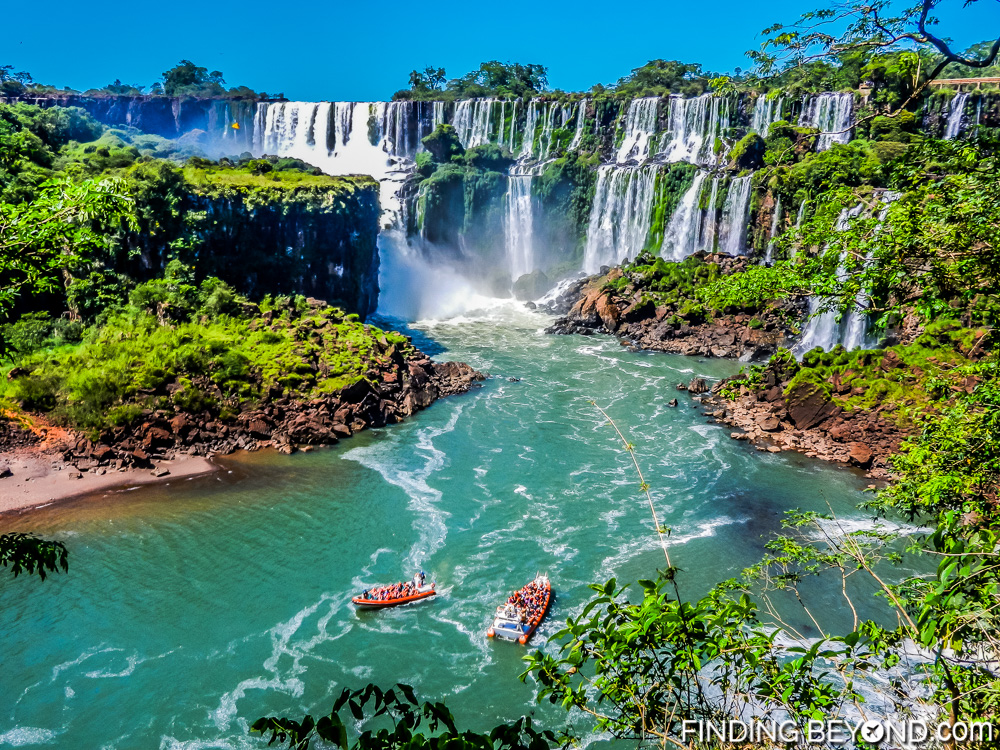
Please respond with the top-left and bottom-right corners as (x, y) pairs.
(583, 165), (660, 273)
(799, 93), (853, 150)
(661, 94), (732, 165)
(520, 100), (542, 159)
(795, 201), (806, 227)
(505, 165), (537, 279)
(702, 177), (720, 251)
(616, 97), (659, 164)
(454, 98), (499, 148)
(764, 196), (781, 265)
(718, 176), (752, 256)
(255, 101), (410, 225)
(569, 100), (587, 150)
(841, 191), (900, 350)
(751, 94), (784, 136)
(945, 93), (969, 140)
(659, 172), (750, 260)
(661, 171), (709, 260)
(792, 203), (865, 355)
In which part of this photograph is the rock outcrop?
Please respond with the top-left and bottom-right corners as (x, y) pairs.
(44, 355), (484, 472)
(545, 254), (801, 361)
(693, 353), (909, 478)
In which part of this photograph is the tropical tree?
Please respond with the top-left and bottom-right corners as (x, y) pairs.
(161, 60), (227, 97)
(0, 176), (135, 354)
(0, 533), (68, 581)
(749, 0), (1000, 109)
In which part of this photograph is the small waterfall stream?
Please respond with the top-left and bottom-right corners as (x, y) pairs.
(505, 165), (538, 280)
(616, 97), (660, 164)
(793, 193), (898, 355)
(799, 93), (853, 150)
(718, 176), (752, 256)
(661, 171), (709, 260)
(945, 93), (970, 140)
(661, 94), (732, 165)
(751, 94), (784, 136)
(764, 196), (782, 265)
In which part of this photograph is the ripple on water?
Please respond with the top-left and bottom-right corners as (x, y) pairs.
(0, 307), (876, 748)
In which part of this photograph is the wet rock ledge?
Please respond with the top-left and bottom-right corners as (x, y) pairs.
(542, 253), (802, 361)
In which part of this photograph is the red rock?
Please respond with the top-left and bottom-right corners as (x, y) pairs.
(786, 383), (840, 430)
(757, 415), (780, 432)
(168, 415), (190, 435)
(247, 419), (273, 438)
(595, 295), (620, 332)
(848, 442), (873, 468)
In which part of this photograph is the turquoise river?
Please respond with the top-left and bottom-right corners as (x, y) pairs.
(0, 302), (879, 749)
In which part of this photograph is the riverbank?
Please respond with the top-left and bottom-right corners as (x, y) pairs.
(1, 351), (485, 515)
(0, 450), (218, 515)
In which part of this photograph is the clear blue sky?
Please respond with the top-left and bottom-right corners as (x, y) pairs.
(5, 0), (999, 101)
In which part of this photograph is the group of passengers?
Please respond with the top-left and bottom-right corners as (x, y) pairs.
(502, 579), (547, 624)
(362, 572), (426, 601)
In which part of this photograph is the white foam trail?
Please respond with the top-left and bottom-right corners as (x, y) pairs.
(0, 728), (59, 747)
(212, 596), (331, 731)
(341, 404), (468, 569)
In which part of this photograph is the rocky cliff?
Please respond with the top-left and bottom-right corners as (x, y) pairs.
(544, 252), (802, 360)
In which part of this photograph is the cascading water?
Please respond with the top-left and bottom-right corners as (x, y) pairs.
(661, 94), (732, 165)
(616, 97), (659, 164)
(505, 165), (538, 280)
(256, 101), (409, 223)
(792, 203), (865, 355)
(799, 93), (853, 150)
(751, 94), (784, 136)
(945, 93), (969, 140)
(764, 196), (781, 265)
(841, 191), (899, 350)
(583, 165), (660, 273)
(253, 93), (770, 313)
(661, 171), (709, 261)
(568, 100), (587, 150)
(453, 99), (500, 148)
(659, 172), (752, 261)
(718, 176), (752, 256)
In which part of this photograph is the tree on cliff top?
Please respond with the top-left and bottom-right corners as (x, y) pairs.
(161, 60), (227, 97)
(408, 66), (447, 93)
(747, 0), (1000, 107)
(446, 61), (548, 98)
(613, 59), (712, 97)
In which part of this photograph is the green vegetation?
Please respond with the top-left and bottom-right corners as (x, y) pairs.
(608, 59), (712, 97)
(1, 263), (412, 434)
(0, 533), (68, 581)
(1, 60), (278, 99)
(0, 101), (381, 332)
(252, 684), (554, 750)
(643, 163), (698, 252)
(395, 61), (548, 101)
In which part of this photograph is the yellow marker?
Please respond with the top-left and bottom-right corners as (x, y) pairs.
(231, 122), (240, 130)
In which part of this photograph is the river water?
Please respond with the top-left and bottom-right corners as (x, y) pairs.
(0, 302), (872, 749)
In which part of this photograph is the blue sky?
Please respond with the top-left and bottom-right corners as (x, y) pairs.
(5, 0), (999, 101)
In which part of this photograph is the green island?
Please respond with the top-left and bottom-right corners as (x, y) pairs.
(3, 3), (1000, 749)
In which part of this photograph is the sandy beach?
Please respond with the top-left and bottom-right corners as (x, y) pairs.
(0, 452), (219, 515)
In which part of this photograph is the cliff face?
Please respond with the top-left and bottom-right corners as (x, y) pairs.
(188, 185), (382, 317)
(119, 168), (382, 317)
